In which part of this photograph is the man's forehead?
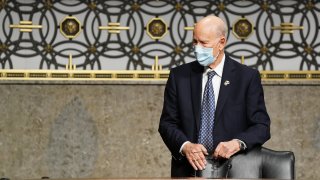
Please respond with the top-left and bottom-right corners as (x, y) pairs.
(193, 27), (215, 40)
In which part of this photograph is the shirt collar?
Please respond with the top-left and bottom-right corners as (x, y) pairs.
(204, 54), (225, 77)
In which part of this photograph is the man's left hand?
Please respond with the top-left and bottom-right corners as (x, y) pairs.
(213, 139), (240, 159)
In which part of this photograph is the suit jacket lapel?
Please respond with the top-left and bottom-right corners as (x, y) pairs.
(215, 55), (236, 121)
(190, 62), (204, 133)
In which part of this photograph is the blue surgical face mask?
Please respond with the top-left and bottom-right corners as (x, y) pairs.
(194, 43), (220, 67)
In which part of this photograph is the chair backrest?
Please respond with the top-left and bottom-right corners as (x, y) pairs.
(228, 146), (295, 179)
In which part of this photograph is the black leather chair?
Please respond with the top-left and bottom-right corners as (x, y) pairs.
(229, 146), (295, 179)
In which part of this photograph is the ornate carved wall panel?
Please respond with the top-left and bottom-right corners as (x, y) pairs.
(0, 0), (319, 71)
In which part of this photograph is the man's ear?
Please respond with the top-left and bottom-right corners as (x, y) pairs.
(219, 37), (226, 50)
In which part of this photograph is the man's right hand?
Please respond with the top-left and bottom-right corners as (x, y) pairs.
(182, 142), (208, 170)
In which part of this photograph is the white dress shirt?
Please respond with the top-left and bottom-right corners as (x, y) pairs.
(201, 54), (225, 107)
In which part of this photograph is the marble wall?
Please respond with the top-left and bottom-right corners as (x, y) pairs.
(0, 80), (319, 179)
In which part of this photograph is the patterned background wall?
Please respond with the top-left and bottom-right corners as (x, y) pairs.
(0, 0), (320, 71)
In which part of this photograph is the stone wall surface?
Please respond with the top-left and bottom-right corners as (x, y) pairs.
(0, 80), (319, 179)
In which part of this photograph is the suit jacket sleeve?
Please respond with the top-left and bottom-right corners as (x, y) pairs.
(234, 69), (271, 149)
(158, 70), (188, 159)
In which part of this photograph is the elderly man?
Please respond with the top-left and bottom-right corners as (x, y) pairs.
(158, 15), (270, 177)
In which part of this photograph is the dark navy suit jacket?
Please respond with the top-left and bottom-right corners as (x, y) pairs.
(158, 55), (271, 177)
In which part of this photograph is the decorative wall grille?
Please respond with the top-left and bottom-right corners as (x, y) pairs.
(0, 0), (319, 71)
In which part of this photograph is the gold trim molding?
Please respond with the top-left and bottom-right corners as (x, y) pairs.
(184, 26), (194, 31)
(10, 21), (42, 32)
(66, 54), (76, 70)
(0, 70), (319, 81)
(99, 22), (129, 34)
(260, 71), (320, 80)
(152, 56), (162, 71)
(272, 23), (303, 34)
(0, 70), (170, 81)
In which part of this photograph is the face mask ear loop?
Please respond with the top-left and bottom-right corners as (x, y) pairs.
(214, 48), (221, 60)
(214, 39), (222, 59)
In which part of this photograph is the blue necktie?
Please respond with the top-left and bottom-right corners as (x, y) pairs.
(198, 71), (216, 153)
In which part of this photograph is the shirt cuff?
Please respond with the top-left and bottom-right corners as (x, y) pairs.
(179, 141), (191, 156)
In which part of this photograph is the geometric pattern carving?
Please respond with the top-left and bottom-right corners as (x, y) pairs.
(60, 16), (82, 39)
(0, 1), (319, 71)
(146, 17), (168, 40)
(232, 18), (253, 39)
